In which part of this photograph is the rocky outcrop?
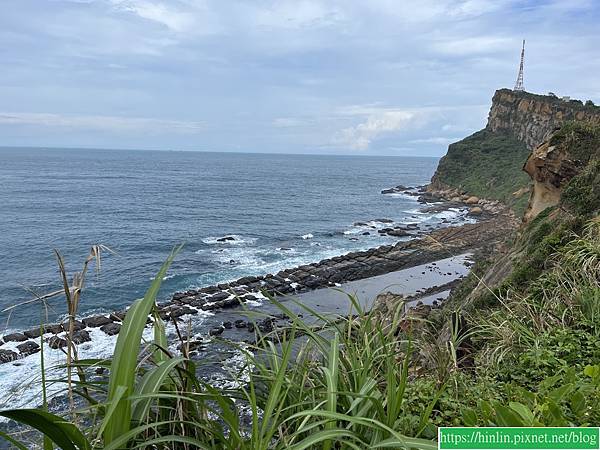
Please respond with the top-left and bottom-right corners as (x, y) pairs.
(522, 140), (579, 223)
(523, 122), (600, 223)
(429, 89), (600, 210)
(488, 89), (600, 150)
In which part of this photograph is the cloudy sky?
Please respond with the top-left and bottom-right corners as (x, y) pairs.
(1, 0), (599, 156)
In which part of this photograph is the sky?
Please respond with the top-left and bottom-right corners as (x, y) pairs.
(0, 0), (599, 156)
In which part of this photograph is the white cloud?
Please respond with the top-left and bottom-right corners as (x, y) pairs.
(109, 0), (195, 32)
(0, 112), (205, 134)
(254, 0), (345, 29)
(332, 109), (420, 150)
(432, 36), (515, 56)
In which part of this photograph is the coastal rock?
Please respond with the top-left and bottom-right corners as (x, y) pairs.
(72, 330), (91, 345)
(168, 305), (197, 319)
(24, 325), (62, 339)
(0, 349), (18, 363)
(62, 320), (85, 332)
(100, 323), (121, 336)
(381, 185), (410, 194)
(217, 236), (236, 242)
(209, 326), (224, 336)
(17, 341), (40, 356)
(82, 315), (112, 328)
(468, 207), (483, 216)
(210, 292), (230, 302)
(48, 336), (68, 349)
(3, 333), (28, 343)
(465, 196), (480, 205)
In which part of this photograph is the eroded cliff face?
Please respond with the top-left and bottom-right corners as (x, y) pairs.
(522, 122), (600, 223)
(487, 89), (600, 150)
(522, 140), (579, 223)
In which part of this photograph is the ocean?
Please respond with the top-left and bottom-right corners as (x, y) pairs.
(0, 148), (443, 329)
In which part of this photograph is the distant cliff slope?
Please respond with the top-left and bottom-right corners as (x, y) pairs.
(430, 89), (600, 212)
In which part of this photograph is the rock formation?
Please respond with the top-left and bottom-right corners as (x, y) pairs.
(488, 89), (600, 150)
(430, 89), (600, 211)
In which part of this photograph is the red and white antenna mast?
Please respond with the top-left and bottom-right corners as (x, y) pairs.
(514, 40), (525, 91)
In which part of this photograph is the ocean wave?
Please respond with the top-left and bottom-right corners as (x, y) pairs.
(201, 235), (257, 245)
(0, 309), (213, 415)
(301, 233), (313, 240)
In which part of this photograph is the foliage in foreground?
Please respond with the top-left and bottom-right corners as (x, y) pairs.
(1, 214), (599, 448)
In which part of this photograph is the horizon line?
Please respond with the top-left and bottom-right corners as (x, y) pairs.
(0, 145), (442, 158)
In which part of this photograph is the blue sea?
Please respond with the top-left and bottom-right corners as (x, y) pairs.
(0, 148), (441, 329)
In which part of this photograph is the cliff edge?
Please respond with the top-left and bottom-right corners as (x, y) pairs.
(430, 89), (600, 213)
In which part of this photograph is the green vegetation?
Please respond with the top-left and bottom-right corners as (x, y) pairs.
(432, 130), (531, 214)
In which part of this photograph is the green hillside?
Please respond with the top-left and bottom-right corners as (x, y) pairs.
(432, 130), (531, 213)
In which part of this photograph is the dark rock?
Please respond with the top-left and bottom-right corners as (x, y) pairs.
(62, 320), (85, 332)
(234, 320), (247, 328)
(209, 326), (224, 336)
(222, 321), (233, 329)
(72, 330), (91, 345)
(3, 333), (28, 343)
(216, 236), (236, 242)
(100, 323), (121, 336)
(169, 306), (197, 319)
(210, 292), (230, 302)
(247, 322), (255, 332)
(17, 341), (40, 356)
(386, 228), (410, 237)
(172, 292), (188, 301)
(24, 324), (64, 338)
(238, 275), (258, 285)
(110, 312), (126, 322)
(82, 315), (112, 328)
(199, 286), (219, 294)
(0, 349), (18, 363)
(48, 336), (67, 349)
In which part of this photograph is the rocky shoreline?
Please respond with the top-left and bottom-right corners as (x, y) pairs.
(0, 188), (517, 365)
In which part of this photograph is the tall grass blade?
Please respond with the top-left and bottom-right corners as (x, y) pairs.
(103, 245), (182, 445)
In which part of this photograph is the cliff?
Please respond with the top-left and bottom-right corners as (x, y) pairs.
(430, 89), (600, 213)
(457, 121), (600, 309)
(488, 89), (600, 150)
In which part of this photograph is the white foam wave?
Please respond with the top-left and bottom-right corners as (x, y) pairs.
(201, 235), (257, 245)
(301, 233), (313, 240)
(0, 309), (213, 415)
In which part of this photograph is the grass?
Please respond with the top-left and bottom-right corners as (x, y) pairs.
(431, 129), (531, 214)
